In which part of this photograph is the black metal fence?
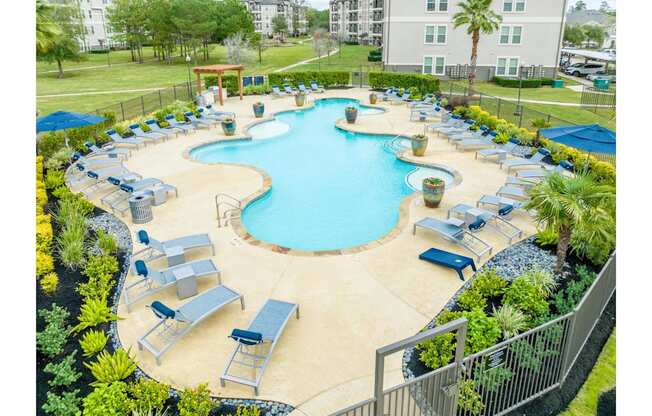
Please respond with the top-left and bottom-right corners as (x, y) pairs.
(581, 86), (616, 119)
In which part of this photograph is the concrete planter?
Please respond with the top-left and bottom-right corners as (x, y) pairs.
(369, 93), (378, 104)
(410, 134), (428, 156)
(422, 178), (445, 208)
(221, 119), (236, 136)
(345, 106), (358, 124)
(253, 103), (265, 118)
(295, 93), (306, 107)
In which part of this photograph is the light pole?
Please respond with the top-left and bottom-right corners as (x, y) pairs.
(185, 55), (192, 99)
(514, 61), (526, 117)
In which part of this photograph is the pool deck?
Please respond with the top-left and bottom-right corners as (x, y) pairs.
(81, 88), (538, 415)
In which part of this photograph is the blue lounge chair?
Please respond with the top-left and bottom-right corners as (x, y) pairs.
(515, 160), (574, 179)
(419, 247), (476, 281)
(100, 177), (163, 211)
(70, 152), (123, 170)
(203, 105), (236, 121)
(390, 92), (410, 105)
(185, 111), (216, 128)
(298, 83), (311, 94)
(133, 230), (215, 261)
(500, 148), (551, 173)
(129, 124), (167, 143)
(138, 285), (244, 364)
(310, 81), (324, 93)
(165, 114), (195, 134)
(413, 217), (492, 261)
(220, 299), (299, 395)
(448, 203), (523, 245)
(144, 119), (179, 139)
(84, 142), (131, 159)
(475, 140), (519, 162)
(271, 85), (286, 98)
(476, 195), (524, 216)
(497, 185), (530, 200)
(254, 75), (265, 86)
(243, 76), (253, 87)
(283, 84), (297, 95)
(455, 131), (497, 150)
(105, 129), (147, 148)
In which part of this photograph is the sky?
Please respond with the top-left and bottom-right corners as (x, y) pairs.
(308, 0), (616, 11)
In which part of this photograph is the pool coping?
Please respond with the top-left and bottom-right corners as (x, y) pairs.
(182, 97), (462, 257)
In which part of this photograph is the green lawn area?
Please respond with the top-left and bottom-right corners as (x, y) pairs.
(526, 103), (616, 131)
(560, 330), (616, 416)
(289, 44), (381, 72)
(469, 81), (582, 104)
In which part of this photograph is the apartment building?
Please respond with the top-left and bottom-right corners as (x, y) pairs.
(244, 0), (308, 37)
(329, 0), (384, 46)
(382, 0), (568, 80)
(47, 0), (114, 51)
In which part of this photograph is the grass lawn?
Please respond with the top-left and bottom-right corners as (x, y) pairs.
(526, 103), (616, 130)
(560, 330), (616, 416)
(289, 44), (381, 72)
(469, 81), (582, 104)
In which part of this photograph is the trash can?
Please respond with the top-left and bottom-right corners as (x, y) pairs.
(551, 79), (564, 88)
(129, 194), (153, 224)
(594, 78), (610, 90)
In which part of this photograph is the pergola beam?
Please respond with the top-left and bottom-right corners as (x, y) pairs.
(192, 64), (245, 106)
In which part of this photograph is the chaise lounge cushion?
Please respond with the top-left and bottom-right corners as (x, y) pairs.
(134, 260), (149, 277)
(151, 301), (175, 319)
(137, 230), (150, 245)
(230, 329), (264, 346)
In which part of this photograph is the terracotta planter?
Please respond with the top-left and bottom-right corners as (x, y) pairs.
(295, 93), (306, 107)
(369, 93), (378, 105)
(422, 178), (445, 208)
(221, 119), (236, 136)
(253, 103), (265, 118)
(345, 107), (358, 124)
(410, 135), (428, 156)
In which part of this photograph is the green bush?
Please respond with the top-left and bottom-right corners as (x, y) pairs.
(43, 390), (82, 416)
(540, 77), (554, 86)
(235, 405), (262, 416)
(77, 255), (118, 301)
(535, 227), (558, 246)
(368, 72), (440, 94)
(457, 379), (484, 415)
(128, 378), (170, 415)
(96, 230), (118, 255)
(493, 77), (542, 88)
(473, 359), (514, 392)
(551, 265), (597, 315)
(268, 71), (350, 87)
(44, 350), (82, 388)
(38, 133), (67, 160)
(471, 269), (508, 298)
(72, 298), (119, 333)
(84, 348), (137, 385)
(509, 323), (563, 373)
(457, 289), (487, 311)
(503, 277), (549, 322)
(79, 329), (108, 357)
(493, 304), (528, 339)
(36, 322), (69, 358)
(178, 383), (215, 416)
(462, 309), (502, 355)
(82, 381), (130, 416)
(56, 220), (88, 270)
(39, 304), (70, 327)
(521, 267), (558, 297)
(45, 170), (66, 190)
(418, 332), (456, 370)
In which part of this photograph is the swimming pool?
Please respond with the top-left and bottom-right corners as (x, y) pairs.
(191, 98), (456, 252)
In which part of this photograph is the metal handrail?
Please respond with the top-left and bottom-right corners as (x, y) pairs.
(215, 193), (242, 227)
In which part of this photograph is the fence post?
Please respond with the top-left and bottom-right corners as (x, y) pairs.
(497, 99), (502, 118)
(449, 82), (453, 98)
(478, 93), (482, 107)
(158, 90), (163, 107)
(518, 108), (524, 127)
(173, 85), (177, 100)
(140, 96), (146, 116)
(120, 102), (125, 122)
(559, 312), (578, 385)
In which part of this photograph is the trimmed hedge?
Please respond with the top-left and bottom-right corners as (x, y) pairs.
(268, 71), (350, 87)
(369, 72), (440, 94)
(493, 76), (542, 88)
(368, 49), (382, 62)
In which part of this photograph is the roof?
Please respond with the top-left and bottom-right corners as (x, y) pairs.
(561, 48), (616, 63)
(566, 10), (610, 26)
(192, 64), (244, 74)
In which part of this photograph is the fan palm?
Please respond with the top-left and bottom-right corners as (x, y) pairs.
(525, 172), (615, 273)
(36, 0), (62, 53)
(453, 0), (502, 89)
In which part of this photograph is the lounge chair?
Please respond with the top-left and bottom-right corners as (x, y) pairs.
(105, 129), (147, 148)
(66, 161), (126, 184)
(138, 285), (244, 364)
(455, 131), (497, 150)
(165, 114), (195, 134)
(133, 230), (215, 262)
(310, 81), (324, 93)
(84, 142), (131, 160)
(243, 76), (253, 87)
(515, 160), (574, 179)
(475, 140), (519, 162)
(425, 115), (462, 133)
(271, 85), (287, 98)
(476, 195), (524, 216)
(497, 185), (530, 200)
(129, 123), (167, 143)
(379, 87), (395, 101)
(505, 176), (539, 188)
(73, 166), (139, 194)
(70, 153), (123, 170)
(283, 84), (297, 95)
(297, 83), (311, 94)
(113, 182), (178, 216)
(184, 112), (215, 129)
(390, 92), (410, 105)
(448, 128), (484, 143)
(254, 75), (265, 86)
(408, 94), (434, 108)
(500, 148), (551, 173)
(203, 105), (236, 121)
(448, 203), (523, 245)
(144, 119), (178, 139)
(413, 217), (492, 261)
(439, 119), (475, 137)
(220, 299), (299, 395)
(100, 177), (163, 210)
(410, 105), (442, 122)
(124, 258), (221, 312)
(418, 247), (477, 281)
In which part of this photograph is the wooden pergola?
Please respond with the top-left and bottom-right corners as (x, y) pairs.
(192, 64), (245, 106)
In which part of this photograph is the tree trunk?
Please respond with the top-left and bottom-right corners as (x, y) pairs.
(258, 45), (262, 64)
(468, 29), (480, 91)
(556, 226), (572, 274)
(56, 59), (64, 79)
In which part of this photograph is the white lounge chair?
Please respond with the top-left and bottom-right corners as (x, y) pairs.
(448, 203), (523, 245)
(133, 230), (215, 262)
(500, 148), (551, 173)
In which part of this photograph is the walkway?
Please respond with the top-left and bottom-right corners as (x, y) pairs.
(37, 87), (165, 98)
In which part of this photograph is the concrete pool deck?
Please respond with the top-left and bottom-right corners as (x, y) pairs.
(82, 88), (538, 415)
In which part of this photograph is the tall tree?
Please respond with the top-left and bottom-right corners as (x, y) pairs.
(107, 0), (149, 63)
(573, 0), (587, 11)
(146, 0), (178, 63)
(599, 1), (612, 13)
(583, 24), (605, 48)
(249, 32), (266, 64)
(290, 0), (307, 36)
(212, 0), (254, 43)
(452, 0), (502, 90)
(272, 15), (289, 39)
(36, 0), (86, 78)
(563, 24), (587, 46)
(36, 0), (62, 54)
(306, 8), (329, 31)
(170, 0), (217, 61)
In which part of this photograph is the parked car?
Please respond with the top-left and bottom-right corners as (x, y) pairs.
(563, 63), (606, 77)
(587, 74), (616, 84)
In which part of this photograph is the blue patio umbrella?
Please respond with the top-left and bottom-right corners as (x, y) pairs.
(36, 111), (106, 147)
(539, 124), (615, 155)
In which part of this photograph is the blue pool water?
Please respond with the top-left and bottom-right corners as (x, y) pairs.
(191, 98), (454, 251)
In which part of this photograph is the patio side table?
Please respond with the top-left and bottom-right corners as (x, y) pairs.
(165, 246), (185, 267)
(174, 266), (197, 300)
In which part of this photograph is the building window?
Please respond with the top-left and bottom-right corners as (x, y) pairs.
(503, 0), (526, 12)
(423, 56), (445, 75)
(496, 57), (519, 76)
(499, 25), (523, 44)
(423, 56), (433, 74)
(426, 0), (448, 12)
(424, 25), (446, 44)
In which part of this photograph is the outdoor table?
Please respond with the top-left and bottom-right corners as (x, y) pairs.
(165, 246), (185, 267)
(174, 266), (197, 299)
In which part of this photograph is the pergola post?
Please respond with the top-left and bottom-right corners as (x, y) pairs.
(238, 69), (243, 101)
(218, 74), (224, 106)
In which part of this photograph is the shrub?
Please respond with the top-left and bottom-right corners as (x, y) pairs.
(45, 170), (66, 190)
(493, 304), (528, 339)
(56, 223), (88, 270)
(129, 378), (170, 415)
(418, 332), (456, 370)
(40, 272), (60, 295)
(85, 348), (137, 385)
(471, 269), (507, 298)
(96, 230), (118, 255)
(72, 298), (119, 333)
(535, 227), (558, 246)
(79, 330), (108, 357)
(551, 265), (597, 314)
(37, 251), (56, 277)
(268, 71), (350, 87)
(510, 323), (563, 373)
(45, 148), (73, 171)
(473, 360), (514, 393)
(457, 379), (484, 415)
(368, 72), (440, 94)
(463, 309), (502, 355)
(38, 132), (67, 159)
(78, 255), (119, 301)
(457, 289), (487, 311)
(571, 219), (615, 266)
(44, 350), (82, 387)
(55, 189), (95, 217)
(521, 267), (558, 297)
(493, 76), (542, 88)
(82, 381), (130, 416)
(503, 277), (549, 322)
(39, 303), (70, 327)
(37, 214), (54, 252)
(236, 406), (262, 416)
(36, 322), (69, 358)
(42, 390), (82, 416)
(178, 383), (215, 416)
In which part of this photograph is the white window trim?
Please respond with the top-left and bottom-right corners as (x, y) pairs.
(425, 0), (449, 13)
(498, 25), (523, 45)
(502, 0), (527, 13)
(423, 55), (446, 75)
(496, 56), (520, 77)
(424, 25), (447, 45)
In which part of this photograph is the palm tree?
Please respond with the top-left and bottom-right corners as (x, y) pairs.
(36, 0), (62, 53)
(453, 0), (502, 90)
(525, 172), (615, 273)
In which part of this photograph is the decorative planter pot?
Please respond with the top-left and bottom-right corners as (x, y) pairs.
(253, 103), (265, 118)
(221, 119), (236, 136)
(410, 135), (428, 156)
(345, 107), (358, 124)
(422, 178), (445, 208)
(295, 93), (306, 107)
(369, 93), (378, 105)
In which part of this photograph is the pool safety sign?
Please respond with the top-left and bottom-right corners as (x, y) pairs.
(487, 347), (507, 369)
